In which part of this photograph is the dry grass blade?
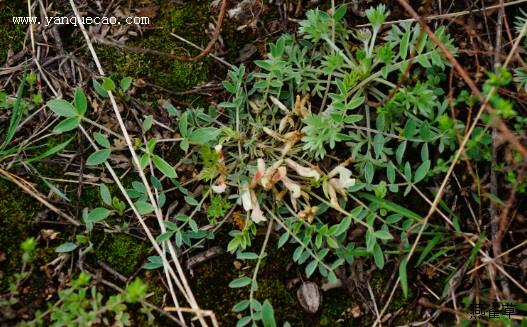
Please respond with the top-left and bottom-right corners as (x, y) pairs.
(0, 168), (80, 226)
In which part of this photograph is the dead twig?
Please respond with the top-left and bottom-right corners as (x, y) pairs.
(97, 260), (128, 283)
(69, 1), (212, 324)
(185, 246), (224, 270)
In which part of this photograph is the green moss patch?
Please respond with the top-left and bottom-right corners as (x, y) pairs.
(0, 2), (26, 64)
(94, 0), (255, 91)
(0, 179), (39, 291)
(95, 1), (212, 91)
(318, 289), (355, 326)
(95, 233), (150, 276)
(191, 238), (304, 326)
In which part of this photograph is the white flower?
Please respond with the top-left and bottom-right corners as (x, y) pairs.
(327, 183), (340, 208)
(285, 159), (320, 180)
(250, 203), (266, 223)
(278, 167), (301, 198)
(279, 116), (294, 133)
(260, 159), (283, 189)
(283, 179), (301, 198)
(257, 158), (266, 174)
(263, 127), (282, 141)
(241, 187), (252, 211)
(270, 95), (290, 113)
(249, 189), (266, 223)
(293, 94), (310, 118)
(241, 187), (266, 223)
(328, 166), (355, 193)
(212, 182), (227, 194)
(337, 166), (355, 189)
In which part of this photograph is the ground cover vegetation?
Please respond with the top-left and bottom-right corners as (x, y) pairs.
(1, 0), (527, 326)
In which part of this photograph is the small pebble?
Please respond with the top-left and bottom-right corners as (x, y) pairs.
(297, 281), (322, 314)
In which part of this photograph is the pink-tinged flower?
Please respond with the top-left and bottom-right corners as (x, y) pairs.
(257, 158), (266, 174)
(285, 159), (320, 180)
(241, 187), (266, 223)
(298, 206), (318, 224)
(250, 201), (266, 223)
(212, 182), (227, 194)
(254, 158), (266, 184)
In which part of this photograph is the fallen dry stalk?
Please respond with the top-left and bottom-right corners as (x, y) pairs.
(0, 167), (80, 226)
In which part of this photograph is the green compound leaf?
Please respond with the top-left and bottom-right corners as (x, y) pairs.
(94, 132), (111, 148)
(228, 277), (252, 288)
(74, 88), (87, 115)
(153, 155), (177, 178)
(86, 149), (111, 166)
(86, 207), (111, 222)
(120, 77), (133, 92)
(53, 117), (81, 133)
(93, 79), (109, 97)
(399, 256), (409, 298)
(55, 242), (78, 253)
(262, 300), (277, 327)
(99, 183), (112, 206)
(47, 99), (78, 118)
(413, 160), (431, 183)
(135, 201), (155, 215)
(188, 128), (221, 144)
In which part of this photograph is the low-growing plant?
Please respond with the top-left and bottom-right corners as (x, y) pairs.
(23, 273), (151, 327)
(0, 238), (37, 313)
(174, 3), (464, 325)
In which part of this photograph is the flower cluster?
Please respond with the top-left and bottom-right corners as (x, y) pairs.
(240, 158), (356, 223)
